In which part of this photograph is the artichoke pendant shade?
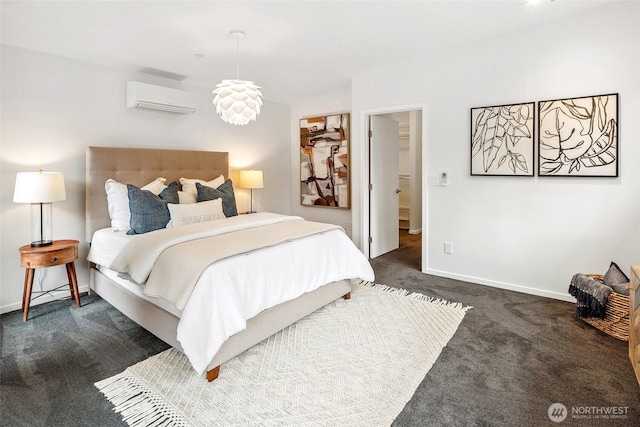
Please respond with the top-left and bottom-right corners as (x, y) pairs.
(212, 30), (263, 126)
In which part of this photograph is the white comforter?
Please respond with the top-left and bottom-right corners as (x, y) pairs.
(90, 213), (374, 374)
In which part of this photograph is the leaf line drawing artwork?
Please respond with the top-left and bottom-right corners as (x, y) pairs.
(471, 102), (534, 176)
(538, 93), (618, 177)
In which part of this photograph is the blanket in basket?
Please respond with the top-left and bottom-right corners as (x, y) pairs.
(568, 273), (612, 318)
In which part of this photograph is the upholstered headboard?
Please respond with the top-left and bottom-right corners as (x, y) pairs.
(86, 146), (229, 242)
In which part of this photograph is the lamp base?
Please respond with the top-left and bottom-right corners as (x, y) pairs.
(30, 202), (53, 248)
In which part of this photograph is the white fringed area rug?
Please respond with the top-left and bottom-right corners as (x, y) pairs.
(96, 281), (471, 426)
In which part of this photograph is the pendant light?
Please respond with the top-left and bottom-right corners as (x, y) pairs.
(212, 30), (263, 126)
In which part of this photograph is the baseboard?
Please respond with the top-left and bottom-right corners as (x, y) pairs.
(399, 206), (410, 221)
(423, 268), (575, 303)
(408, 228), (422, 235)
(0, 284), (90, 315)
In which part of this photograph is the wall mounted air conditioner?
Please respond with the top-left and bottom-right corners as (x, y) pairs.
(125, 81), (198, 114)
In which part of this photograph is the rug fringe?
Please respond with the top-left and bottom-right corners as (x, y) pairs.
(95, 371), (189, 427)
(356, 280), (473, 312)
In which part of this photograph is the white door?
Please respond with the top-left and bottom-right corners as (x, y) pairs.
(369, 115), (400, 258)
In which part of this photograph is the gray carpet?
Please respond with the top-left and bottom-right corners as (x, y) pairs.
(1, 294), (170, 426)
(378, 231), (640, 426)
(2, 232), (639, 426)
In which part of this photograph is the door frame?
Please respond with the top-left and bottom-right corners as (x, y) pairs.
(360, 103), (428, 272)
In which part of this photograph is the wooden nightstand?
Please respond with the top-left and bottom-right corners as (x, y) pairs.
(19, 239), (81, 322)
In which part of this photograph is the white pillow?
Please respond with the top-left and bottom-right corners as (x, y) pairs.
(105, 177), (166, 232)
(166, 199), (225, 227)
(178, 191), (197, 204)
(179, 175), (225, 202)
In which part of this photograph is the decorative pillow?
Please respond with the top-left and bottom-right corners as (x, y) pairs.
(178, 191), (197, 204)
(196, 179), (238, 217)
(180, 175), (225, 201)
(610, 282), (631, 296)
(105, 177), (166, 231)
(603, 261), (630, 287)
(127, 181), (179, 234)
(167, 199), (224, 227)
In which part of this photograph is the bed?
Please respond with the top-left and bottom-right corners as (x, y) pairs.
(85, 146), (374, 381)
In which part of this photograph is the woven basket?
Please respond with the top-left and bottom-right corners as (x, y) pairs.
(580, 274), (630, 342)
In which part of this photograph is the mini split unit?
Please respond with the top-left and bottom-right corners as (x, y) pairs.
(125, 81), (198, 115)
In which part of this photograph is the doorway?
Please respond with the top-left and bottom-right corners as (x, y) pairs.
(365, 106), (424, 270)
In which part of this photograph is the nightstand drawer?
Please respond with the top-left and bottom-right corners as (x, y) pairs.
(21, 246), (76, 268)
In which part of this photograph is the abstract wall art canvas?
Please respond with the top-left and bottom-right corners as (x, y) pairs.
(538, 93), (618, 177)
(471, 102), (535, 176)
(300, 113), (350, 208)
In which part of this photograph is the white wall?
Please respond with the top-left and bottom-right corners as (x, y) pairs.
(290, 88), (353, 235)
(0, 44), (291, 313)
(3, 3), (638, 316)
(351, 3), (640, 300)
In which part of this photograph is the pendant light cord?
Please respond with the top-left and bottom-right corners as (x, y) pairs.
(235, 32), (240, 79)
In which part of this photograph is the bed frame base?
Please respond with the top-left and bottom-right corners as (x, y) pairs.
(90, 265), (352, 381)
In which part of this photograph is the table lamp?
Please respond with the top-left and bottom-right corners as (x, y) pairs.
(13, 171), (66, 247)
(239, 169), (263, 213)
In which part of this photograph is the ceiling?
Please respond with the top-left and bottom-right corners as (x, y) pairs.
(1, 1), (610, 105)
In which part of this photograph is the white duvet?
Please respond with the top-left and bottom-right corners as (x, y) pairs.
(88, 213), (374, 374)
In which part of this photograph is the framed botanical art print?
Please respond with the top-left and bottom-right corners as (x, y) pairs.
(538, 93), (618, 177)
(471, 102), (535, 176)
(299, 113), (350, 208)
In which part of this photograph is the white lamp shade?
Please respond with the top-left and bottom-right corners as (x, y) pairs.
(239, 170), (264, 189)
(212, 79), (263, 126)
(14, 172), (66, 203)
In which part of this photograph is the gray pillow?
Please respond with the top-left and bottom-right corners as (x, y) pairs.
(127, 181), (179, 234)
(609, 282), (630, 296)
(603, 261), (629, 288)
(196, 179), (238, 217)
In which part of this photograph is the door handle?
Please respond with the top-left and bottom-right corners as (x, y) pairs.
(396, 189), (401, 194)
